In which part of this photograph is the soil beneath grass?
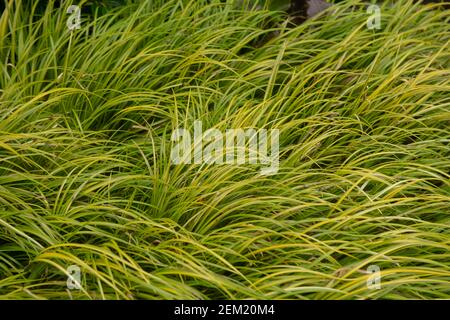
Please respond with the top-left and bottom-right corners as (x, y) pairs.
(289, 0), (449, 24)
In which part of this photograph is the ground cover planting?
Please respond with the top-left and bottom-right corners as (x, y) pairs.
(0, 0), (449, 299)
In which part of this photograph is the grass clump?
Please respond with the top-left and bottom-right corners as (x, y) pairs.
(0, 0), (449, 299)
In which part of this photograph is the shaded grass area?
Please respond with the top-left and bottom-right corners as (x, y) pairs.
(0, 0), (449, 299)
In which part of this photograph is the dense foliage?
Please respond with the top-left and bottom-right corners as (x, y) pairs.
(0, 0), (449, 299)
